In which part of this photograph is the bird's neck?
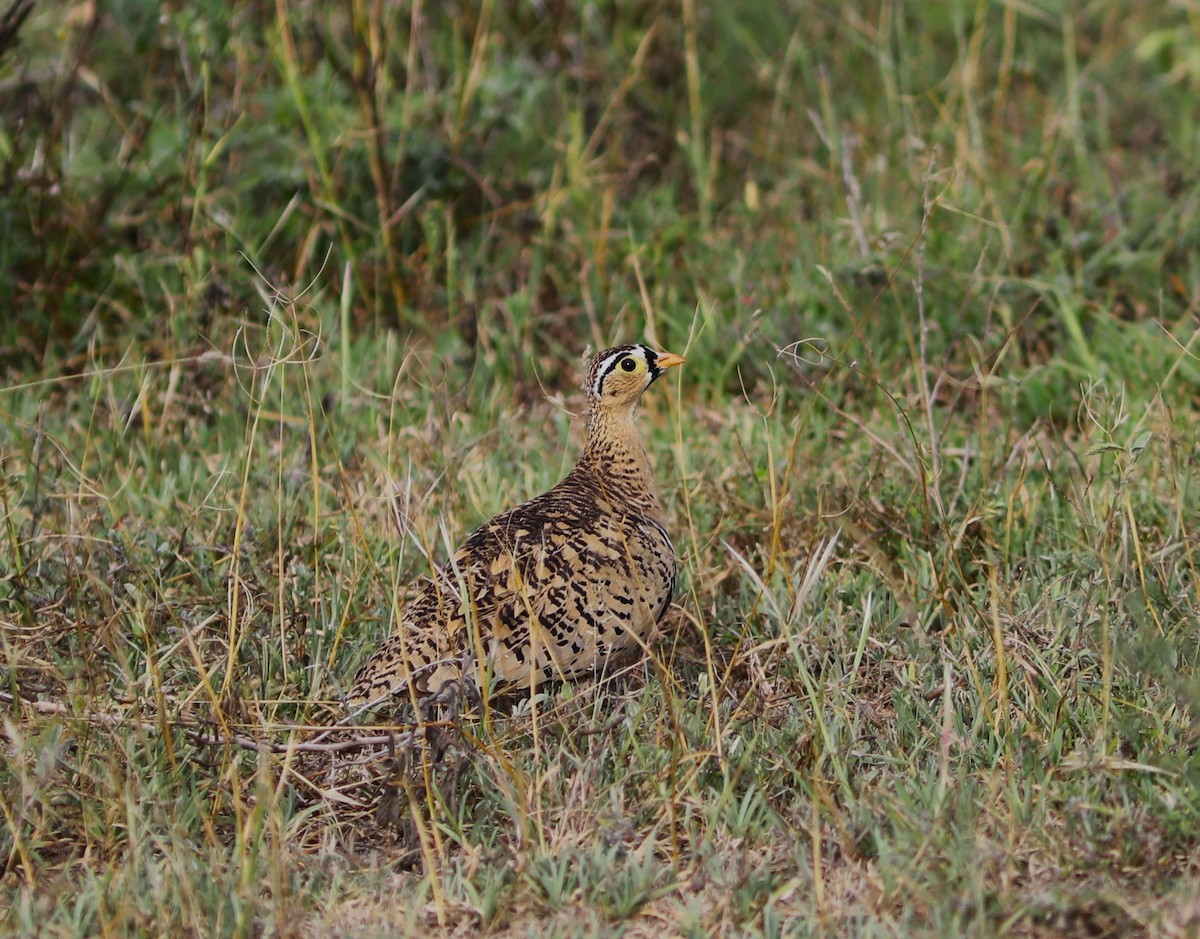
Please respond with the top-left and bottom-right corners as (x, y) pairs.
(579, 404), (665, 520)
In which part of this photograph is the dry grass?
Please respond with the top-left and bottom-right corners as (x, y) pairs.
(3, 1), (1200, 936)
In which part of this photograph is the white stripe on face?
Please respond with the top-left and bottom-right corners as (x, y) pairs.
(592, 347), (643, 395)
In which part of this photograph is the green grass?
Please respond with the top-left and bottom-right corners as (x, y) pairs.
(3, 0), (1200, 935)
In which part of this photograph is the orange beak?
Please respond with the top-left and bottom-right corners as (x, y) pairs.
(656, 351), (686, 370)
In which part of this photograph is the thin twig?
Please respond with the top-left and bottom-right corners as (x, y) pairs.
(0, 691), (424, 755)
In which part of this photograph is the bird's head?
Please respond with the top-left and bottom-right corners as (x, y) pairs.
(583, 344), (686, 410)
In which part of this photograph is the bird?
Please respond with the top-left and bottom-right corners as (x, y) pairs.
(345, 343), (685, 717)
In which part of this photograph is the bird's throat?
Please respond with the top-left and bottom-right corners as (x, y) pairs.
(581, 404), (664, 517)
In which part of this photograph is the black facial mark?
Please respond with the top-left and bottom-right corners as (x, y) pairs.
(643, 347), (662, 381)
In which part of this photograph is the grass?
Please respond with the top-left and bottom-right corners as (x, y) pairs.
(2, 0), (1200, 935)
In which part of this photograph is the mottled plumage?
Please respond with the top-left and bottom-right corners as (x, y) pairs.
(346, 343), (684, 714)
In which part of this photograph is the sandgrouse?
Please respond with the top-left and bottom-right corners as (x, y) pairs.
(346, 343), (685, 715)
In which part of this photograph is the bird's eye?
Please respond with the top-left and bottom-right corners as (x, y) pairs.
(621, 357), (637, 372)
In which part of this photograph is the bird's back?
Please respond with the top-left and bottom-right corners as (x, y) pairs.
(346, 464), (677, 713)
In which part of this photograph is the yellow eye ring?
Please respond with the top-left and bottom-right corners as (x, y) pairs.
(621, 357), (637, 372)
